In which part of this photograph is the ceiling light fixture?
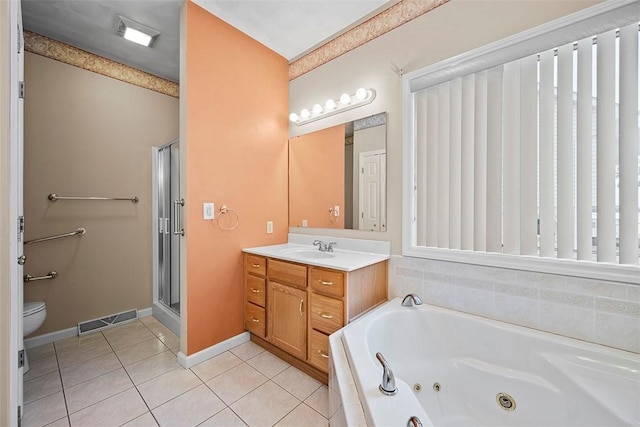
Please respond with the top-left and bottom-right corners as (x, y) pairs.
(290, 88), (376, 126)
(116, 16), (160, 47)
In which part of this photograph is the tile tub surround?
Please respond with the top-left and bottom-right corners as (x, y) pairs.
(389, 255), (640, 353)
(23, 318), (329, 427)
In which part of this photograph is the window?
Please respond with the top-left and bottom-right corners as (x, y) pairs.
(402, 1), (640, 283)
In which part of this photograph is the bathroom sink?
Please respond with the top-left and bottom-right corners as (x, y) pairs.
(280, 248), (335, 259)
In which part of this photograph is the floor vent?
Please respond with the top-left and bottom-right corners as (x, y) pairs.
(77, 309), (138, 335)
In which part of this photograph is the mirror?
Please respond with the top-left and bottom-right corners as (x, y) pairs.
(289, 112), (387, 231)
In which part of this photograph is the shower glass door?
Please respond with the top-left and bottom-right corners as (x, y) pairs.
(157, 142), (181, 314)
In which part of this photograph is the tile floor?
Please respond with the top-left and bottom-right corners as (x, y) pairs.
(23, 316), (329, 427)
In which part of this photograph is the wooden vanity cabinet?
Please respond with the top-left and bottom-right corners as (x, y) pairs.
(243, 252), (387, 382)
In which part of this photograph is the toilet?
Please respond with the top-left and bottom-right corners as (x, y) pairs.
(23, 301), (46, 374)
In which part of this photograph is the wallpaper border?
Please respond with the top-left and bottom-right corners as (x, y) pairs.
(288, 0), (451, 80)
(24, 31), (179, 98)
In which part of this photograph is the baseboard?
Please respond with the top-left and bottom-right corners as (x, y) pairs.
(24, 327), (77, 349)
(24, 306), (153, 349)
(177, 332), (249, 369)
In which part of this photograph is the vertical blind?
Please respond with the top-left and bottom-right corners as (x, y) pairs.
(413, 23), (640, 265)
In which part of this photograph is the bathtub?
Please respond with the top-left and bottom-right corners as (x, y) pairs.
(331, 297), (640, 427)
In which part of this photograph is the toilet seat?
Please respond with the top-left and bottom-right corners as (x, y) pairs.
(24, 301), (46, 316)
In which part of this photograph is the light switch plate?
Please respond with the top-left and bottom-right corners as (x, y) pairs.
(203, 202), (214, 220)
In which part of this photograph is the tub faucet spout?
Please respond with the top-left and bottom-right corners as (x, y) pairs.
(375, 352), (397, 396)
(401, 293), (423, 307)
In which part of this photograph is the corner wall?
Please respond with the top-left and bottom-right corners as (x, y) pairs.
(23, 52), (179, 334)
(184, 1), (289, 355)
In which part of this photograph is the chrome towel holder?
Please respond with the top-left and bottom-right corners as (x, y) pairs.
(25, 227), (86, 245)
(48, 193), (139, 203)
(24, 271), (58, 283)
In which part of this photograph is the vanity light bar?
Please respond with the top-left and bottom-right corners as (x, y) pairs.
(290, 88), (376, 126)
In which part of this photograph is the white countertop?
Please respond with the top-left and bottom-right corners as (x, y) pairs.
(242, 243), (389, 272)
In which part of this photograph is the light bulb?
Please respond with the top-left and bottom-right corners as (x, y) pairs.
(325, 99), (336, 110)
(312, 104), (323, 114)
(289, 113), (299, 122)
(300, 108), (311, 119)
(355, 88), (368, 100)
(339, 93), (351, 105)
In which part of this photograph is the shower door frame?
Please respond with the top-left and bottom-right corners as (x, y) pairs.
(151, 140), (181, 336)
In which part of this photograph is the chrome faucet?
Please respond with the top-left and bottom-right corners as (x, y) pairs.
(375, 352), (397, 395)
(313, 240), (328, 252)
(401, 293), (423, 307)
(326, 242), (337, 252)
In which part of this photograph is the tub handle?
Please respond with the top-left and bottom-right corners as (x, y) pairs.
(319, 280), (333, 286)
(320, 313), (333, 319)
(299, 299), (304, 316)
(407, 416), (423, 427)
(250, 288), (260, 293)
(317, 350), (329, 359)
(250, 317), (260, 323)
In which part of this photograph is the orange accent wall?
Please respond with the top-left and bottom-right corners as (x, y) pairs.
(185, 1), (289, 355)
(289, 125), (345, 228)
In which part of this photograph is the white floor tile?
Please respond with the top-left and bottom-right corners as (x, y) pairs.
(101, 321), (148, 338)
(137, 367), (202, 409)
(115, 338), (169, 366)
(246, 351), (290, 378)
(64, 368), (133, 414)
(229, 341), (265, 361)
(230, 381), (299, 427)
(23, 391), (67, 427)
(56, 340), (113, 370)
(156, 332), (179, 349)
(125, 351), (181, 385)
(45, 416), (69, 427)
(60, 352), (122, 388)
(27, 343), (55, 361)
(24, 371), (62, 404)
(105, 328), (156, 351)
(24, 354), (58, 381)
(198, 408), (247, 427)
(54, 333), (105, 352)
(69, 388), (147, 427)
(304, 386), (329, 418)
(121, 412), (159, 427)
(152, 384), (225, 427)
(205, 363), (268, 405)
(272, 367), (322, 401)
(275, 403), (328, 427)
(191, 351), (243, 382)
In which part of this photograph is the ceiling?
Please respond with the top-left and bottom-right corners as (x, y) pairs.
(21, 0), (396, 83)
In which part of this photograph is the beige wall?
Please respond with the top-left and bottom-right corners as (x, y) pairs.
(23, 52), (179, 334)
(289, 0), (601, 254)
(1, 0), (12, 422)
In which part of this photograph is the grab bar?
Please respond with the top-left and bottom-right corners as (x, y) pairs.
(25, 228), (86, 245)
(173, 199), (185, 236)
(48, 193), (139, 203)
(24, 271), (58, 282)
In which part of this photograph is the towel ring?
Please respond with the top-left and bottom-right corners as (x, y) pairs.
(217, 205), (239, 231)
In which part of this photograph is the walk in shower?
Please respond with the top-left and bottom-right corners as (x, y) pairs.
(152, 140), (181, 335)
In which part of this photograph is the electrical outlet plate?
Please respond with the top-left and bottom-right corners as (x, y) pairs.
(203, 202), (214, 220)
(266, 221), (273, 234)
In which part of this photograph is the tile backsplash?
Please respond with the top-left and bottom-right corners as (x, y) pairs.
(388, 255), (640, 353)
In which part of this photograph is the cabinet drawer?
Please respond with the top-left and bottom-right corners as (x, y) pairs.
(246, 275), (266, 307)
(246, 254), (266, 276)
(268, 259), (307, 289)
(309, 268), (344, 298)
(245, 303), (265, 338)
(310, 293), (343, 335)
(309, 329), (330, 372)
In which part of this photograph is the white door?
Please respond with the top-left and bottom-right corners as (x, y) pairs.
(9, 0), (25, 424)
(359, 150), (386, 231)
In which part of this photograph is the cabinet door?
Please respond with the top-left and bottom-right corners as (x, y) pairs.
(267, 281), (307, 360)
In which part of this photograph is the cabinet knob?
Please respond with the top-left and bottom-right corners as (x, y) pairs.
(299, 299), (304, 316)
(319, 280), (333, 286)
(251, 263), (261, 268)
(250, 317), (260, 323)
(320, 313), (333, 319)
(250, 288), (260, 293)
(317, 350), (329, 359)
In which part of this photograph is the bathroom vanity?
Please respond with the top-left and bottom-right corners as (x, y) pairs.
(243, 236), (389, 383)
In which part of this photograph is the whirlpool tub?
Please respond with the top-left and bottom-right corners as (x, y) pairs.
(329, 297), (640, 426)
